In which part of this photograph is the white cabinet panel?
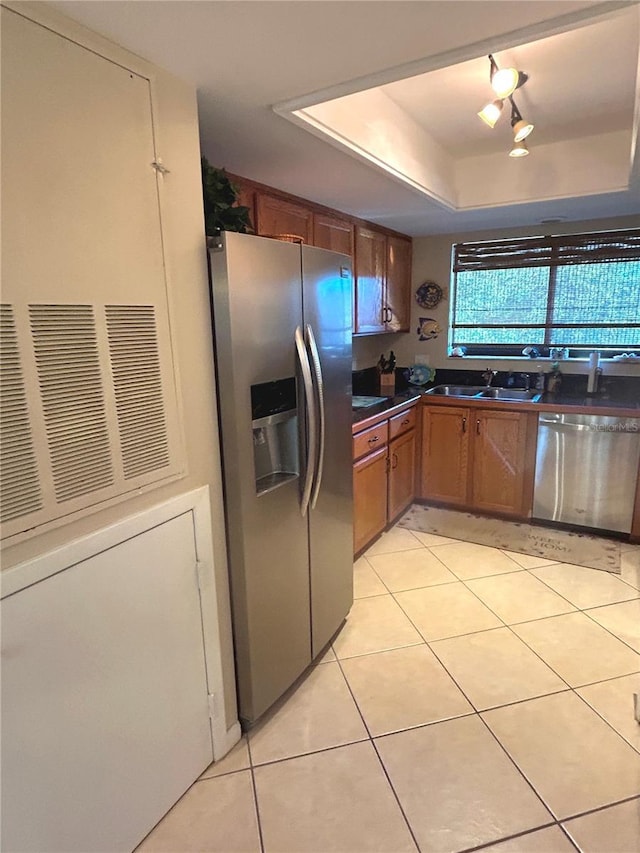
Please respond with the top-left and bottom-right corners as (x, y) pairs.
(1, 511), (213, 853)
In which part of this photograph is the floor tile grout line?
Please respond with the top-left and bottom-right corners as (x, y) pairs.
(524, 564), (638, 610)
(390, 590), (506, 646)
(557, 822), (582, 852)
(454, 576), (578, 692)
(454, 573), (640, 693)
(331, 653), (422, 853)
(580, 593), (640, 613)
(422, 619), (574, 716)
(579, 604), (640, 655)
(474, 710), (564, 826)
(480, 565), (581, 613)
(570, 685), (640, 755)
(558, 792), (640, 826)
(245, 734), (266, 853)
(455, 819), (575, 853)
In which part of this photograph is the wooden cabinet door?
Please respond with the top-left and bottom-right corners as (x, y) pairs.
(353, 446), (388, 554)
(421, 406), (471, 506)
(255, 193), (313, 243)
(313, 212), (354, 259)
(471, 409), (529, 516)
(386, 235), (411, 332)
(355, 226), (386, 334)
(388, 429), (416, 522)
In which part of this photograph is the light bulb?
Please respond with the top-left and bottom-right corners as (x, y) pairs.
(512, 118), (534, 142)
(477, 99), (504, 128)
(509, 139), (529, 158)
(492, 67), (520, 99)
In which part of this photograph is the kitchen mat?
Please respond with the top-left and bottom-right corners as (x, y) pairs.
(398, 505), (622, 573)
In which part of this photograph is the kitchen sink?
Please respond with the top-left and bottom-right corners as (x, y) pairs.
(425, 385), (488, 396)
(477, 388), (542, 401)
(425, 385), (542, 402)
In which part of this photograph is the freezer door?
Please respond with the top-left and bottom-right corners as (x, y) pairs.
(210, 232), (311, 723)
(302, 245), (354, 658)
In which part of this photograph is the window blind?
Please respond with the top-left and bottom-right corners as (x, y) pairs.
(453, 228), (640, 272)
(451, 228), (640, 351)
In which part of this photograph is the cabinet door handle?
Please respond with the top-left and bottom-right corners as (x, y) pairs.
(368, 436), (379, 444)
(476, 419), (481, 435)
(462, 417), (467, 433)
(392, 452), (398, 469)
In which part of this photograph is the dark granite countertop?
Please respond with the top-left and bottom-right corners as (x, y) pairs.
(352, 390), (422, 426)
(352, 366), (639, 427)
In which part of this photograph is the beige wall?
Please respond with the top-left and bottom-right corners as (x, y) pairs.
(1, 2), (238, 729)
(354, 213), (640, 382)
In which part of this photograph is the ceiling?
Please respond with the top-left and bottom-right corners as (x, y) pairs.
(52, 0), (640, 236)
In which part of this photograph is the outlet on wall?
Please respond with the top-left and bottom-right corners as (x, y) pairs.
(415, 354), (430, 365)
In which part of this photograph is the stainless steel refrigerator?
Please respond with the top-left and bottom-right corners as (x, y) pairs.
(208, 231), (353, 725)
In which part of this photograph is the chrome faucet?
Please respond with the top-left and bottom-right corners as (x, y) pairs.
(482, 368), (497, 387)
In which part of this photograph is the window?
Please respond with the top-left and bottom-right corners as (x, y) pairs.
(451, 228), (640, 355)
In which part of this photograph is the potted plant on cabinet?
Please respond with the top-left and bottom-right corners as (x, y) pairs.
(201, 157), (253, 244)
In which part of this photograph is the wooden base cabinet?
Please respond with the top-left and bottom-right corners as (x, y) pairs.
(421, 404), (534, 518)
(388, 428), (416, 521)
(353, 405), (417, 555)
(353, 446), (389, 554)
(421, 406), (470, 506)
(471, 409), (530, 515)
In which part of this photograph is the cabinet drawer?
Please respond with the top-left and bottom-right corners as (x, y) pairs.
(353, 421), (389, 461)
(389, 407), (416, 441)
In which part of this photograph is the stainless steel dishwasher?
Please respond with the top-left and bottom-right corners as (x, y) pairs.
(533, 413), (640, 533)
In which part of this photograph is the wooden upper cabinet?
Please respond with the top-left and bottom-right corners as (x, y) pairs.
(255, 193), (313, 243)
(386, 236), (412, 332)
(355, 226), (386, 334)
(313, 212), (354, 260)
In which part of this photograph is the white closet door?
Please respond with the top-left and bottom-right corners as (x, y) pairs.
(1, 511), (213, 853)
(1, 7), (184, 540)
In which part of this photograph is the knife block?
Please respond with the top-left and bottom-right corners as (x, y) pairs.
(379, 371), (395, 394)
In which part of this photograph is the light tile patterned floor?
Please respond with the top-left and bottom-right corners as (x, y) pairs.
(137, 525), (640, 853)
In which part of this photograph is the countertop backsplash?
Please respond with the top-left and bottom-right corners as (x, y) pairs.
(353, 365), (640, 405)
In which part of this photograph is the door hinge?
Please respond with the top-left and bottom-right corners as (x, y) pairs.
(196, 561), (208, 591)
(151, 158), (170, 175)
(208, 692), (218, 720)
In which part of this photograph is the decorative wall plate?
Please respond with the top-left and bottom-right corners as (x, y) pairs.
(415, 280), (443, 309)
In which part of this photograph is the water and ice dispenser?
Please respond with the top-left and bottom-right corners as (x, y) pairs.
(251, 378), (299, 496)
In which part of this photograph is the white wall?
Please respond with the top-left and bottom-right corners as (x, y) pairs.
(354, 213), (640, 382)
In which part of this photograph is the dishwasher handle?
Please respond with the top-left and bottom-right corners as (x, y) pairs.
(538, 417), (639, 435)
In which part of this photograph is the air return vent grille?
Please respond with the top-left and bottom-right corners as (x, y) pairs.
(106, 305), (169, 478)
(29, 304), (114, 502)
(1, 302), (182, 541)
(0, 304), (43, 522)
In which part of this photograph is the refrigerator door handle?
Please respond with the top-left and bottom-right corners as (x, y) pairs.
(306, 323), (325, 510)
(295, 325), (316, 517)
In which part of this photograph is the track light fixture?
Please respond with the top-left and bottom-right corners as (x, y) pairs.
(510, 98), (534, 143)
(509, 138), (529, 158)
(478, 54), (534, 156)
(477, 99), (504, 128)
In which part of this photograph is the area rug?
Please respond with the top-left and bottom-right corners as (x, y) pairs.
(398, 504), (622, 573)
